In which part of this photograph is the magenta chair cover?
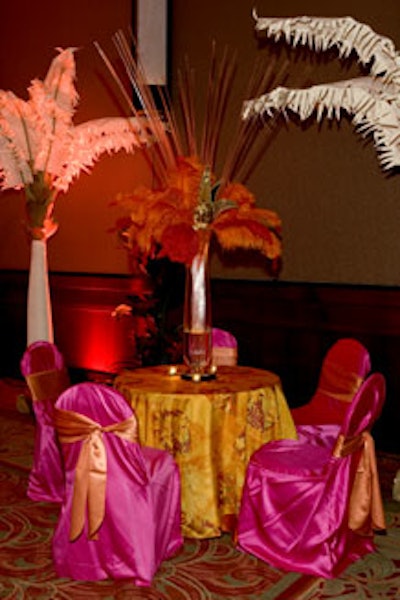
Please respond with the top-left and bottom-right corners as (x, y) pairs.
(291, 338), (371, 426)
(20, 341), (70, 503)
(52, 382), (183, 584)
(212, 327), (238, 366)
(237, 373), (386, 578)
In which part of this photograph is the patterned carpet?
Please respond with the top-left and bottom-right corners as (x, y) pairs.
(0, 404), (399, 599)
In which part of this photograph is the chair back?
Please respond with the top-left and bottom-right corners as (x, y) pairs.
(237, 370), (386, 579)
(20, 340), (70, 410)
(340, 372), (385, 439)
(331, 372), (387, 542)
(55, 380), (133, 426)
(20, 341), (70, 503)
(212, 327), (238, 366)
(317, 338), (371, 402)
(21, 340), (65, 376)
(52, 382), (183, 583)
(292, 338), (371, 425)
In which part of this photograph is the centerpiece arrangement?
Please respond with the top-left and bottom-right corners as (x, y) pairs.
(98, 33), (285, 380)
(0, 47), (150, 347)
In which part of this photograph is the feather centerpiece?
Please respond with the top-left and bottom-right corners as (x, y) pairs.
(242, 13), (400, 172)
(0, 47), (151, 346)
(97, 31), (288, 376)
(97, 32), (285, 272)
(0, 47), (150, 239)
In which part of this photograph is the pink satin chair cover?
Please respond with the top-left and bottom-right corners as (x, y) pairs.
(237, 373), (386, 579)
(212, 327), (238, 366)
(52, 382), (183, 585)
(291, 338), (371, 426)
(20, 341), (70, 503)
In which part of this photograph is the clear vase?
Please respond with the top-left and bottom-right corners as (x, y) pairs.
(182, 229), (214, 381)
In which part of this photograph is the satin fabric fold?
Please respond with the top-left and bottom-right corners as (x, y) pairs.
(54, 408), (138, 541)
(333, 431), (386, 534)
(212, 328), (238, 366)
(212, 346), (238, 366)
(20, 342), (70, 503)
(318, 360), (363, 402)
(52, 382), (183, 585)
(237, 372), (386, 579)
(291, 339), (371, 426)
(27, 368), (70, 402)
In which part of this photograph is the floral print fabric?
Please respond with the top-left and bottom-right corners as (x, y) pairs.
(115, 365), (297, 538)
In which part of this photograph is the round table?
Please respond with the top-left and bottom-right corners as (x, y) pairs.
(114, 364), (297, 538)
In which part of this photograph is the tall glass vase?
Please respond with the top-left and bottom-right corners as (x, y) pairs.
(182, 229), (214, 381)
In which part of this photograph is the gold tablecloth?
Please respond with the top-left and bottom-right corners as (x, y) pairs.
(114, 365), (297, 538)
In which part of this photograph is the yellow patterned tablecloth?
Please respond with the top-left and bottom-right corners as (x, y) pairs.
(114, 365), (297, 538)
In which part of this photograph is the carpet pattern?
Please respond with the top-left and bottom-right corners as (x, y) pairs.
(303, 509), (400, 599)
(0, 408), (399, 599)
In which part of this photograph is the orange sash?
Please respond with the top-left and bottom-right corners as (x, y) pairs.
(333, 431), (386, 535)
(318, 361), (363, 402)
(26, 368), (70, 402)
(54, 408), (138, 541)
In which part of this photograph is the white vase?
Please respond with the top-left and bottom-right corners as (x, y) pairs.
(27, 238), (54, 346)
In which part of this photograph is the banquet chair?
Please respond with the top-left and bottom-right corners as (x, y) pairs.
(291, 338), (371, 426)
(20, 340), (71, 503)
(52, 382), (183, 585)
(237, 372), (386, 578)
(212, 327), (238, 366)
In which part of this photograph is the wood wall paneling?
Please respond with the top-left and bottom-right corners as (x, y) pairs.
(1, 271), (399, 454)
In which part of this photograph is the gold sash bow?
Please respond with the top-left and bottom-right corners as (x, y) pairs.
(26, 368), (70, 402)
(54, 408), (138, 541)
(333, 431), (386, 535)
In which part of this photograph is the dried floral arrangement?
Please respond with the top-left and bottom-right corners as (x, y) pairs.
(243, 13), (400, 172)
(96, 32), (288, 367)
(112, 259), (184, 368)
(96, 33), (284, 270)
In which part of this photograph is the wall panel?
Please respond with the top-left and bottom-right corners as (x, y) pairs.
(1, 271), (399, 453)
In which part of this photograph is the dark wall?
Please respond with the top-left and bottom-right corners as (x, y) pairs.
(1, 271), (399, 454)
(211, 279), (400, 456)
